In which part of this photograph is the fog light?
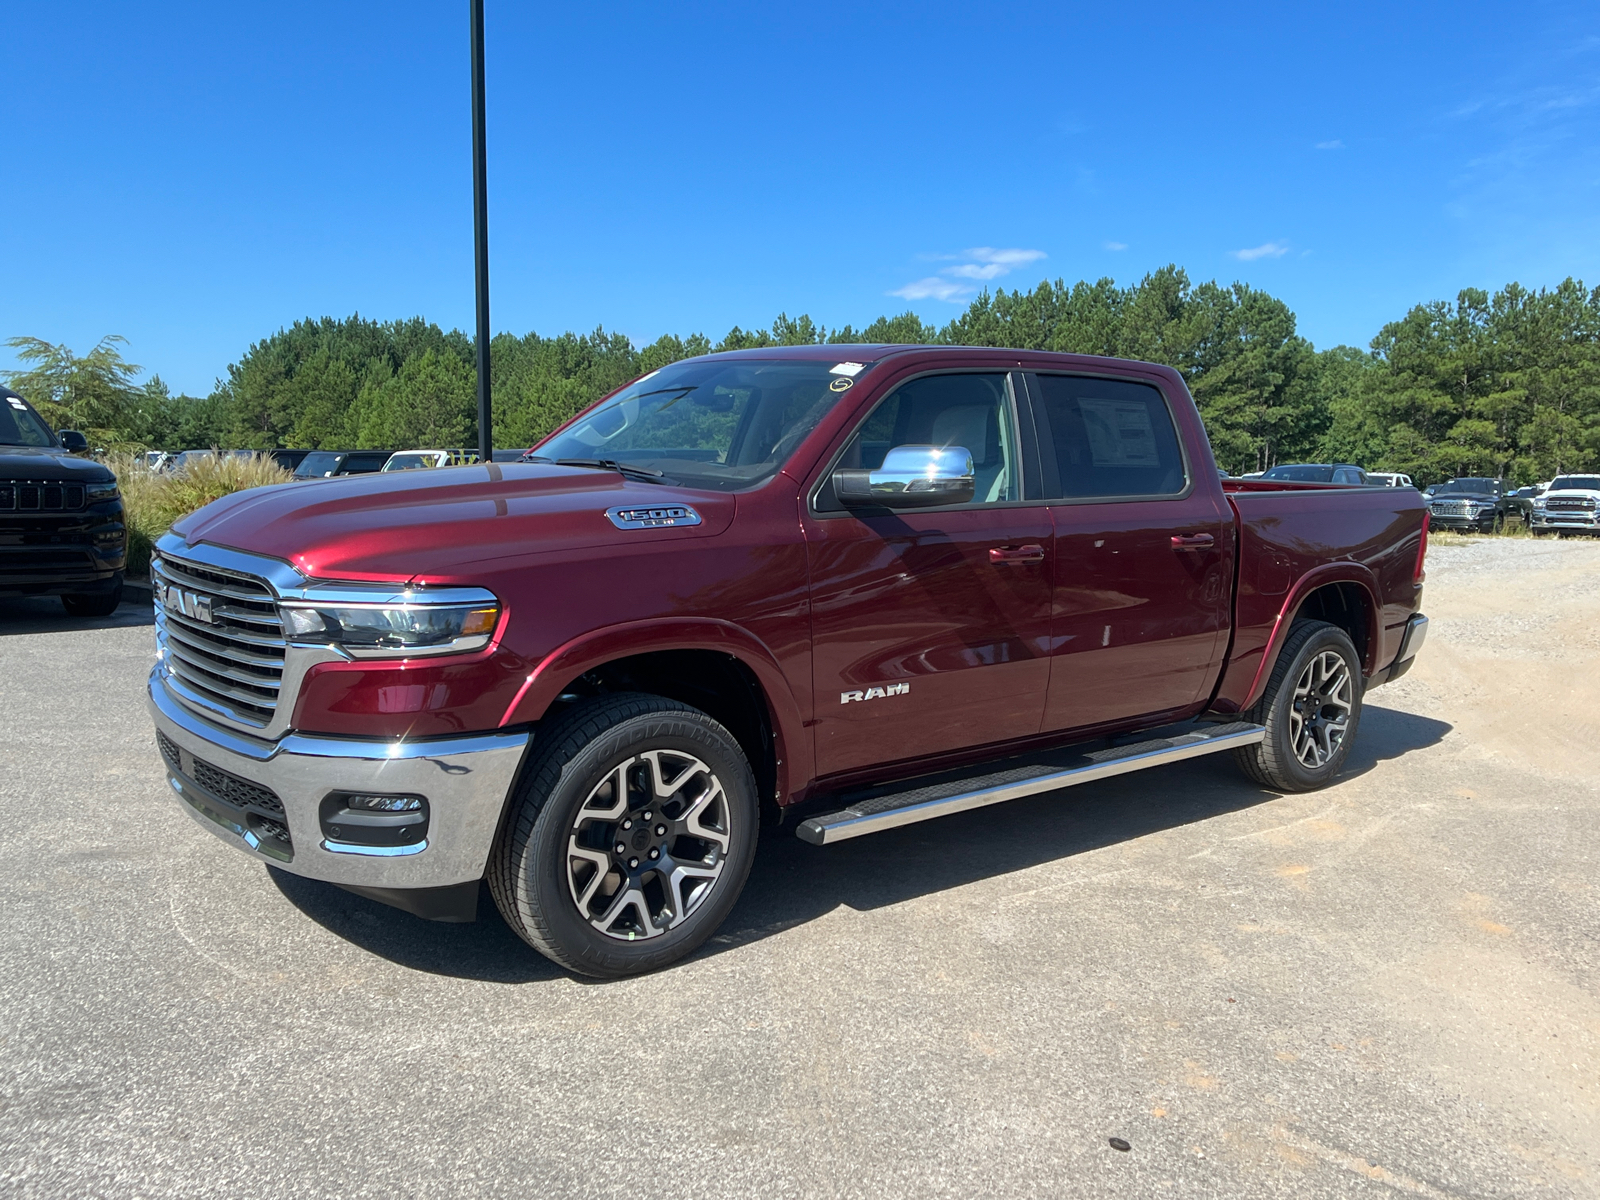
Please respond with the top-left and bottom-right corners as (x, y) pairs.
(344, 793), (424, 812)
(320, 791), (430, 852)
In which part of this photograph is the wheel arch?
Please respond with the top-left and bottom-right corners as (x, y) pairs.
(1239, 566), (1381, 711)
(498, 618), (808, 811)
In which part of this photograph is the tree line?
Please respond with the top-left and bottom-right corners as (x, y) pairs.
(8, 266), (1600, 484)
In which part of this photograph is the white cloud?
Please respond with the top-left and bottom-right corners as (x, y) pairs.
(1316, 139), (1344, 150)
(1231, 241), (1290, 261)
(890, 277), (973, 302)
(891, 247), (1046, 302)
(1104, 241), (1128, 251)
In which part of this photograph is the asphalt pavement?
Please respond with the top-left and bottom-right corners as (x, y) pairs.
(2, 537), (1596, 1198)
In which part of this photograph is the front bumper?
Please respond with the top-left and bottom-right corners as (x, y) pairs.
(149, 665), (530, 894)
(1531, 511), (1599, 532)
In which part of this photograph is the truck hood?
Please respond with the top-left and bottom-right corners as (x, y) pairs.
(172, 462), (737, 584)
(0, 446), (115, 482)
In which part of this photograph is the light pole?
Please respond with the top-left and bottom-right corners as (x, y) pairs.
(470, 0), (491, 460)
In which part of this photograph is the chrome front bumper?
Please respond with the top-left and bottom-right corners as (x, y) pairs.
(148, 665), (529, 890)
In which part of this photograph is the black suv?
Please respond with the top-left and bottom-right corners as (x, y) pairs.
(1427, 477), (1512, 533)
(0, 387), (127, 614)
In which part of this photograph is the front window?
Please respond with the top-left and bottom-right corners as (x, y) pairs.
(384, 453), (439, 472)
(295, 452), (344, 478)
(533, 358), (877, 492)
(1551, 476), (1600, 491)
(1436, 478), (1495, 495)
(0, 394), (56, 447)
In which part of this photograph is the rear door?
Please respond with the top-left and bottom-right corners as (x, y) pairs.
(1024, 371), (1233, 734)
(803, 369), (1054, 779)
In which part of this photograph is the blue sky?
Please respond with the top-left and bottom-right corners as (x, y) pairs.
(3, 1), (1598, 396)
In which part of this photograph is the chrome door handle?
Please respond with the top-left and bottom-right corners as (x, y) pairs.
(990, 544), (1046, 564)
(1170, 533), (1215, 550)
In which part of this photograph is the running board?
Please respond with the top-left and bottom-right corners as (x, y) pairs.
(796, 721), (1266, 845)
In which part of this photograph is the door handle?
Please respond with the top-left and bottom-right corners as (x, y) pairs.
(990, 544), (1046, 564)
(1170, 533), (1215, 550)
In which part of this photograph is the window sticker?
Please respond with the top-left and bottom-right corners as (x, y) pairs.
(828, 377), (854, 392)
(7, 397), (26, 409)
(1078, 397), (1159, 466)
(829, 362), (865, 377)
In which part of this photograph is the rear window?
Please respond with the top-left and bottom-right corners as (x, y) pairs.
(1030, 375), (1186, 499)
(1262, 465), (1336, 482)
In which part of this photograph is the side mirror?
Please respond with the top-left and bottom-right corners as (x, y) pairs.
(58, 430), (89, 453)
(834, 444), (976, 509)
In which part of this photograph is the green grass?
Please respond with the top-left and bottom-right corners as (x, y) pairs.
(105, 453), (294, 576)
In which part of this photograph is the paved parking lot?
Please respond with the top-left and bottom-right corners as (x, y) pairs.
(2, 537), (1597, 1198)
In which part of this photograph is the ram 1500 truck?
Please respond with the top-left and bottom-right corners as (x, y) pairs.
(147, 346), (1430, 977)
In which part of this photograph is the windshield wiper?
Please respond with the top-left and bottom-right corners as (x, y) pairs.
(538, 457), (668, 484)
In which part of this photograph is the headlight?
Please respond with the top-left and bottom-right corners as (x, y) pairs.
(280, 598), (499, 658)
(86, 481), (119, 502)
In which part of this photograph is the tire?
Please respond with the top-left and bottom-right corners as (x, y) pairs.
(489, 693), (759, 978)
(61, 572), (124, 617)
(1233, 619), (1363, 793)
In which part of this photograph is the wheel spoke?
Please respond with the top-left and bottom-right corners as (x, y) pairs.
(661, 859), (723, 928)
(566, 841), (612, 912)
(592, 884), (661, 939)
(680, 779), (730, 852)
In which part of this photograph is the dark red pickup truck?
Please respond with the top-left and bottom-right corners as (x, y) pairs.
(148, 345), (1429, 976)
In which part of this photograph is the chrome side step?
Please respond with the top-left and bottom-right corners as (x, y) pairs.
(796, 721), (1266, 845)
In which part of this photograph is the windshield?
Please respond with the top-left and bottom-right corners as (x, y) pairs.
(295, 452), (344, 478)
(0, 393), (56, 447)
(533, 358), (876, 491)
(1262, 465), (1335, 482)
(1437, 478), (1495, 495)
(384, 453), (437, 471)
(1550, 476), (1600, 491)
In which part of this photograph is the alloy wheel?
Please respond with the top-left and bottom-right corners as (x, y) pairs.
(565, 750), (730, 941)
(1288, 650), (1353, 769)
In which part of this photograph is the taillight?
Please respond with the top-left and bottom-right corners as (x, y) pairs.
(1415, 512), (1429, 583)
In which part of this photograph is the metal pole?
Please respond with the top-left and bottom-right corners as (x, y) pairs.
(470, 0), (491, 460)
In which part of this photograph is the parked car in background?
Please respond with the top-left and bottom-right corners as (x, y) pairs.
(0, 385), (127, 615)
(381, 449), (481, 472)
(1261, 463), (1370, 485)
(1367, 472), (1415, 489)
(1530, 474), (1600, 536)
(1428, 477), (1512, 533)
(292, 450), (393, 480)
(1505, 484), (1546, 526)
(267, 449), (312, 473)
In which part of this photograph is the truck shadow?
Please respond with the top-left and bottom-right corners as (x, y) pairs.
(0, 592), (154, 634)
(269, 703), (1450, 983)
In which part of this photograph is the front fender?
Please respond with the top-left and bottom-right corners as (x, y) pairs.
(498, 617), (811, 805)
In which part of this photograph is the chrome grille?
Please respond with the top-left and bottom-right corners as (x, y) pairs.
(153, 551), (285, 727)
(0, 480), (86, 511)
(1546, 498), (1595, 511)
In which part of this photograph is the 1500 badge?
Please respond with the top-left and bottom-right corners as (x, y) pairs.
(841, 682), (910, 704)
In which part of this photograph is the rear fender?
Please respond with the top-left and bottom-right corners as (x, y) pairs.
(498, 618), (809, 805)
(1234, 563), (1382, 712)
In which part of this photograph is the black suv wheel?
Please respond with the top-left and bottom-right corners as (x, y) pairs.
(1234, 619), (1364, 793)
(489, 693), (759, 978)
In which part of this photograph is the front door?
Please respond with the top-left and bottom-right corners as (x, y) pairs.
(1024, 371), (1233, 734)
(804, 371), (1054, 780)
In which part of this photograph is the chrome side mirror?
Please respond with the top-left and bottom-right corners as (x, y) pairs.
(834, 444), (976, 509)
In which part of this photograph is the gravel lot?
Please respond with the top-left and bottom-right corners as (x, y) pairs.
(2, 536), (1597, 1199)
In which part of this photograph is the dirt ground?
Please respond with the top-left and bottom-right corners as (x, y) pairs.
(1, 535), (1597, 1198)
